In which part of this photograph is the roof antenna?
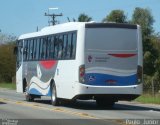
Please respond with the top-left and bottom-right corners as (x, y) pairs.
(45, 7), (63, 26)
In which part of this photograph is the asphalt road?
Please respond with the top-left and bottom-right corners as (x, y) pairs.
(0, 88), (160, 125)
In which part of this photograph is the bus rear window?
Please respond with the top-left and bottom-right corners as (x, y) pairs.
(85, 28), (137, 51)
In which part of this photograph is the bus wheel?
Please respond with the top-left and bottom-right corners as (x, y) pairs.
(24, 86), (34, 102)
(51, 84), (60, 106)
(96, 99), (115, 108)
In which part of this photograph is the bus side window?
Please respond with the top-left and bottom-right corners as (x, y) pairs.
(36, 38), (40, 60)
(46, 36), (51, 59)
(50, 36), (55, 59)
(33, 39), (37, 60)
(23, 40), (28, 61)
(66, 33), (72, 59)
(16, 40), (23, 68)
(54, 36), (59, 59)
(17, 40), (23, 62)
(58, 35), (63, 59)
(63, 34), (67, 59)
(27, 40), (30, 60)
(71, 33), (77, 59)
(43, 38), (47, 60)
(29, 39), (34, 60)
(39, 38), (43, 60)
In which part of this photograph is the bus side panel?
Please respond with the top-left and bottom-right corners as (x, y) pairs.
(16, 40), (23, 93)
(23, 60), (58, 96)
(55, 27), (85, 99)
(54, 61), (78, 99)
(16, 65), (23, 93)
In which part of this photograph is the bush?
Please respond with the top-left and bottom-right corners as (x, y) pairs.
(0, 44), (16, 83)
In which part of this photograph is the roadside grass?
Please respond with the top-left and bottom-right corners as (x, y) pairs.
(135, 94), (160, 104)
(0, 83), (16, 90)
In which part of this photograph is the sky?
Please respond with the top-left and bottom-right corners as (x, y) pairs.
(0, 0), (159, 37)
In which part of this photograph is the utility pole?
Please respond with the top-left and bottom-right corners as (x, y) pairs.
(44, 8), (63, 26)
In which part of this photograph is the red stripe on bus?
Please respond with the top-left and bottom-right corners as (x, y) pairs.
(40, 60), (57, 69)
(108, 54), (136, 58)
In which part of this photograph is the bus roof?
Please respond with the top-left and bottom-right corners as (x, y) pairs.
(18, 22), (86, 40)
(18, 22), (138, 40)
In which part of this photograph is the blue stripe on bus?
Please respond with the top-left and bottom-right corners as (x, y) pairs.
(29, 88), (42, 95)
(85, 73), (137, 86)
(29, 88), (51, 96)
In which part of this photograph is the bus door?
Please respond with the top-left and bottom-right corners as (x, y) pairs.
(16, 40), (23, 93)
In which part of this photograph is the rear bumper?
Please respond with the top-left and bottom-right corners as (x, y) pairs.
(74, 94), (140, 101)
(74, 83), (142, 100)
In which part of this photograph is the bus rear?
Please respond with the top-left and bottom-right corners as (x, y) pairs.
(77, 23), (142, 106)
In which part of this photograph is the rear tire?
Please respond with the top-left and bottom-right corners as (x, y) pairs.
(24, 86), (34, 102)
(51, 84), (60, 106)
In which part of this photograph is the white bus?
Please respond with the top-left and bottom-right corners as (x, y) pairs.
(15, 22), (143, 107)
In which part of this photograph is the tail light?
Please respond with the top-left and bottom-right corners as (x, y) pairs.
(137, 65), (143, 84)
(79, 65), (85, 83)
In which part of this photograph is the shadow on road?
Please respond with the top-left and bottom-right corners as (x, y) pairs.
(114, 103), (160, 111)
(34, 99), (51, 105)
(0, 101), (6, 105)
(33, 99), (160, 112)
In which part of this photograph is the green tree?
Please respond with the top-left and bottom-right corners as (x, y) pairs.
(132, 7), (154, 37)
(78, 13), (92, 22)
(0, 44), (16, 82)
(131, 7), (157, 76)
(102, 10), (127, 23)
(0, 33), (16, 83)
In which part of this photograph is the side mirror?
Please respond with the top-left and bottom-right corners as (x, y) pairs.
(13, 46), (18, 55)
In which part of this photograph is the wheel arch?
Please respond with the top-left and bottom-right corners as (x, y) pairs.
(23, 78), (27, 93)
(50, 79), (56, 89)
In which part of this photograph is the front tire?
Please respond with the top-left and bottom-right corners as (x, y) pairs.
(51, 84), (60, 106)
(24, 86), (34, 102)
